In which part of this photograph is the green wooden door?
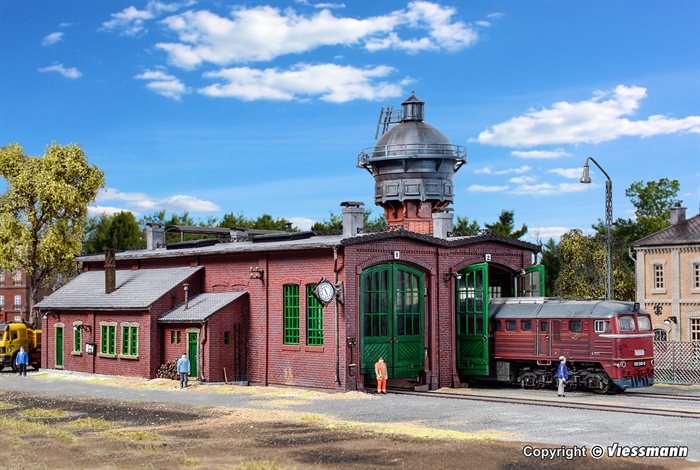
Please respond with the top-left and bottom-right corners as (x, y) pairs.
(55, 326), (64, 367)
(456, 263), (489, 376)
(360, 263), (424, 379)
(518, 265), (545, 297)
(187, 333), (198, 377)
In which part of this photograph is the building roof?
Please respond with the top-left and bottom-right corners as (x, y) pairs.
(35, 266), (202, 311)
(632, 214), (700, 247)
(77, 229), (539, 264)
(489, 298), (642, 320)
(158, 292), (246, 323)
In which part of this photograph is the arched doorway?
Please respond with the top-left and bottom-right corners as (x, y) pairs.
(360, 263), (425, 379)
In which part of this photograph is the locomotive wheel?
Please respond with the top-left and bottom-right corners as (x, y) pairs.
(519, 372), (538, 389)
(588, 373), (611, 394)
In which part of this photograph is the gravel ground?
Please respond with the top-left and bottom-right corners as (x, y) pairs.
(0, 369), (697, 466)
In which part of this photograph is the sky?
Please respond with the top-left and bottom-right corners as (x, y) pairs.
(1, 0), (699, 242)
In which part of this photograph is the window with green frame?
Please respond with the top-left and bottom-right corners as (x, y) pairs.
(122, 325), (138, 357)
(171, 330), (175, 343)
(306, 284), (324, 346)
(283, 284), (300, 344)
(73, 326), (82, 353)
(100, 325), (116, 355)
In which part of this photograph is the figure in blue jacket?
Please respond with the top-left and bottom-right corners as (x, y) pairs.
(176, 353), (191, 388)
(556, 355), (569, 397)
(16, 346), (29, 376)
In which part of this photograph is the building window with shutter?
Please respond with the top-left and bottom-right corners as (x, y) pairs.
(73, 323), (82, 354)
(121, 324), (139, 358)
(99, 323), (117, 356)
(283, 284), (300, 345)
(306, 284), (324, 346)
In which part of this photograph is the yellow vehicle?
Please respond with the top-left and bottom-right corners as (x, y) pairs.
(0, 322), (41, 372)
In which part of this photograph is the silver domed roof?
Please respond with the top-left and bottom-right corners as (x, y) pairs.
(376, 120), (451, 148)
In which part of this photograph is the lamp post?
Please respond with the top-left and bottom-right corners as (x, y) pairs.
(580, 157), (613, 301)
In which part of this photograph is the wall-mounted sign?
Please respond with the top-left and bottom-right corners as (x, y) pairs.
(393, 251), (400, 259)
(485, 253), (492, 262)
(85, 343), (96, 355)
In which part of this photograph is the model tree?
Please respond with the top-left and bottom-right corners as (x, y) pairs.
(0, 143), (104, 323)
(83, 211), (145, 254)
(485, 210), (528, 239)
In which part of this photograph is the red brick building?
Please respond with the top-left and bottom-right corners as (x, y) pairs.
(0, 269), (30, 323)
(35, 94), (544, 390)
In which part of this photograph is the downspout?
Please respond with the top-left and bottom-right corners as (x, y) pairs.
(628, 246), (636, 263)
(264, 253), (269, 386)
(92, 311), (96, 374)
(200, 321), (207, 382)
(333, 246), (341, 387)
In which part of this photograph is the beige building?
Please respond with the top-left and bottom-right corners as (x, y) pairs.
(633, 204), (700, 342)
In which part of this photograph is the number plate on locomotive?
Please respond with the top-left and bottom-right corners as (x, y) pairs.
(633, 361), (646, 367)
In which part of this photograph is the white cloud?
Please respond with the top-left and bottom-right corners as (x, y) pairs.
(477, 85), (700, 147)
(549, 168), (583, 179)
(475, 20), (490, 27)
(288, 217), (315, 231)
(509, 182), (588, 196)
(316, 2), (346, 9)
(135, 69), (188, 100)
(42, 32), (64, 46)
(494, 166), (531, 175)
(157, 2), (476, 69)
(473, 166), (492, 174)
(526, 226), (570, 242)
(101, 0), (194, 36)
(511, 149), (572, 159)
(468, 185), (509, 192)
(88, 206), (135, 217)
(509, 175), (537, 184)
(486, 12), (503, 19)
(38, 63), (82, 79)
(59, 22), (73, 28)
(200, 63), (403, 103)
(97, 187), (219, 213)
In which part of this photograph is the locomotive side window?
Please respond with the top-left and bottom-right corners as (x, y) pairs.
(505, 320), (517, 331)
(521, 320), (532, 331)
(569, 320), (583, 332)
(540, 322), (549, 332)
(637, 316), (651, 331)
(618, 316), (635, 332)
(493, 320), (501, 331)
(594, 320), (611, 333)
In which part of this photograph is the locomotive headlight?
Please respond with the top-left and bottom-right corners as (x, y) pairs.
(618, 360), (626, 368)
(651, 359), (655, 366)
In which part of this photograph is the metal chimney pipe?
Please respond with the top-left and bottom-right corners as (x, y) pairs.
(183, 283), (190, 310)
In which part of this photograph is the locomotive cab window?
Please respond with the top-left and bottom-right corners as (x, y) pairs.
(637, 316), (651, 331)
(505, 320), (517, 332)
(521, 320), (532, 331)
(618, 316), (635, 332)
(540, 322), (549, 332)
(594, 320), (611, 333)
(493, 320), (501, 331)
(569, 320), (583, 332)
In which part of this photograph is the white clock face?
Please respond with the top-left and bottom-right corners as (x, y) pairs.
(317, 282), (335, 303)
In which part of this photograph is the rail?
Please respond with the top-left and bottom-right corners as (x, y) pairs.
(357, 143), (467, 171)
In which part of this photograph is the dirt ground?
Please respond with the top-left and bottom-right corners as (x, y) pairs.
(0, 388), (692, 470)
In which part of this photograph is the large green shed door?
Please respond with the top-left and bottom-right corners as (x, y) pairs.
(456, 263), (489, 376)
(360, 263), (424, 379)
(518, 265), (545, 297)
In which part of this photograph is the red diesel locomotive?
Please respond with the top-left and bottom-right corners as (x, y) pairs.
(485, 298), (654, 393)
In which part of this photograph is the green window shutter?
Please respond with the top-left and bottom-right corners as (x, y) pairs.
(283, 284), (300, 344)
(74, 328), (81, 353)
(130, 327), (138, 356)
(109, 326), (116, 355)
(101, 325), (108, 354)
(122, 326), (129, 355)
(306, 284), (324, 346)
(171, 331), (175, 343)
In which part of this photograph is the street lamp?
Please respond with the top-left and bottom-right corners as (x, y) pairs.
(580, 157), (613, 301)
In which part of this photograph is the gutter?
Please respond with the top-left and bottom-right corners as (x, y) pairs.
(333, 246), (341, 387)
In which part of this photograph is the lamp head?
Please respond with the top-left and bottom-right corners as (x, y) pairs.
(580, 164), (592, 184)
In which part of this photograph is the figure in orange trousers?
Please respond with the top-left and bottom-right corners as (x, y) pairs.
(375, 357), (387, 394)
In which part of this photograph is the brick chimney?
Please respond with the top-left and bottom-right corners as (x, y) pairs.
(669, 202), (686, 226)
(105, 249), (116, 294)
(341, 201), (364, 238)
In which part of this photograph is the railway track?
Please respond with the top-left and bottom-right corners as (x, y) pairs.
(627, 392), (700, 403)
(389, 390), (700, 419)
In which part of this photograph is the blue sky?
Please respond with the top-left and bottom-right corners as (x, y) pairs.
(1, 0), (698, 242)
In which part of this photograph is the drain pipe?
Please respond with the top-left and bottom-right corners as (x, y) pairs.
(333, 246), (341, 386)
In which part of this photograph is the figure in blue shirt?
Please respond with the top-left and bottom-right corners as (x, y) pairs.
(556, 355), (569, 397)
(176, 353), (190, 388)
(16, 346), (29, 376)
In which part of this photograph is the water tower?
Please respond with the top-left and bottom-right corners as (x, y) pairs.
(357, 93), (467, 236)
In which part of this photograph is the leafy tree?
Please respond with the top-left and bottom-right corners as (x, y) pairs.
(84, 211), (144, 254)
(312, 210), (386, 233)
(363, 210), (386, 233)
(218, 212), (296, 231)
(0, 143), (104, 323)
(485, 210), (527, 239)
(540, 238), (560, 297)
(452, 216), (480, 236)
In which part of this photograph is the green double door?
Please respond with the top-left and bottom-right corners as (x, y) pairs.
(456, 263), (489, 376)
(360, 263), (424, 379)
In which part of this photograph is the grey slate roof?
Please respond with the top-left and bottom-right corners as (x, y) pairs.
(489, 299), (642, 320)
(35, 266), (202, 311)
(632, 214), (700, 247)
(158, 292), (246, 323)
(77, 229), (539, 263)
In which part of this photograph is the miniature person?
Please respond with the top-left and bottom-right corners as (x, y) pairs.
(374, 356), (387, 394)
(16, 345), (29, 376)
(556, 355), (569, 397)
(176, 353), (190, 388)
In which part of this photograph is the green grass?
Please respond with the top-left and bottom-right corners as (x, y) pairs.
(0, 416), (75, 443)
(104, 430), (164, 442)
(19, 407), (65, 419)
(298, 414), (322, 422)
(67, 417), (115, 430)
(0, 401), (15, 410)
(178, 455), (202, 467)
